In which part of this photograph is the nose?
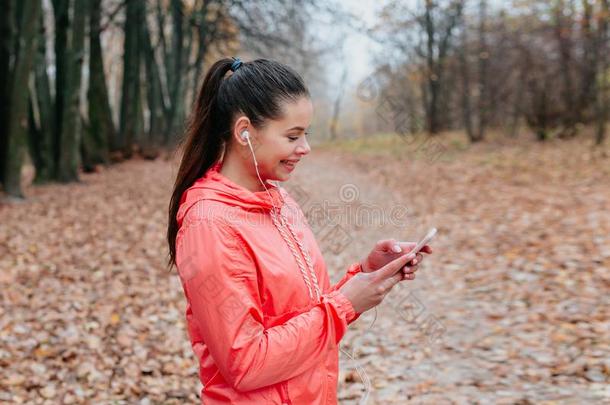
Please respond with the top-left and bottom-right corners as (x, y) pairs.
(296, 136), (311, 156)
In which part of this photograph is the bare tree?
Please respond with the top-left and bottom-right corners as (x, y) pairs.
(2, 0), (41, 197)
(329, 66), (348, 140)
(458, 0), (489, 142)
(595, 0), (609, 145)
(83, 0), (114, 170)
(418, 0), (464, 134)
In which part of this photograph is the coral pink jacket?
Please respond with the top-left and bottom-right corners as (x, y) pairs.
(175, 161), (362, 404)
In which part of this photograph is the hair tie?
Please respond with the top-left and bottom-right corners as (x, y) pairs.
(230, 57), (243, 72)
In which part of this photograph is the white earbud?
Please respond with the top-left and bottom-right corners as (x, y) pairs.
(242, 129), (257, 168)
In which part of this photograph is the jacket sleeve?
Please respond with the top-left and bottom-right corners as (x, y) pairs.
(175, 214), (358, 393)
(329, 262), (363, 324)
(330, 262), (363, 291)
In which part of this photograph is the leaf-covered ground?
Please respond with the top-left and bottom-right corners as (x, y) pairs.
(1, 135), (609, 404)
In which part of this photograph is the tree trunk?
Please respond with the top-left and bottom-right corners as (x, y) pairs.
(83, 0), (113, 171)
(595, 0), (609, 146)
(57, 0), (86, 182)
(27, 82), (41, 178)
(475, 0), (488, 142)
(191, 1), (213, 105)
(32, 11), (55, 183)
(164, 0), (186, 144)
(577, 0), (597, 123)
(52, 0), (69, 178)
(191, 2), (209, 108)
(118, 0), (143, 158)
(459, 15), (475, 142)
(554, 0), (579, 139)
(508, 68), (526, 138)
(4, 0), (41, 197)
(0, 0), (15, 187)
(421, 0), (463, 135)
(424, 0), (439, 134)
(141, 14), (165, 158)
(329, 67), (348, 140)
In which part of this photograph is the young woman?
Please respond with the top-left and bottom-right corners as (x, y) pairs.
(167, 57), (432, 404)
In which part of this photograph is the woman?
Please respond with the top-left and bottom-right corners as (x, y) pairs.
(167, 57), (432, 404)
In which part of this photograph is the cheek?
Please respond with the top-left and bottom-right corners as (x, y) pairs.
(264, 141), (293, 161)
(253, 146), (280, 170)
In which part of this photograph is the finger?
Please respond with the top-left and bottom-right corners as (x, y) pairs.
(420, 245), (433, 254)
(401, 270), (417, 279)
(402, 265), (419, 274)
(406, 253), (424, 266)
(376, 238), (400, 253)
(377, 252), (416, 280)
(405, 245), (433, 260)
(397, 241), (417, 254)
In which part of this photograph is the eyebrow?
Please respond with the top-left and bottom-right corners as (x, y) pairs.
(286, 126), (307, 132)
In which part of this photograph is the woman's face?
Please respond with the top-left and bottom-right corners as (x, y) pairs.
(237, 96), (313, 183)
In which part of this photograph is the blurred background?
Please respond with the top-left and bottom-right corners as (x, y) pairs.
(1, 0), (609, 404)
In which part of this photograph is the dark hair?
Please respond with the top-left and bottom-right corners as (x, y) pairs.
(167, 57), (310, 269)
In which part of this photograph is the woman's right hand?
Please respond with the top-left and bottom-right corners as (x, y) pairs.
(339, 252), (417, 314)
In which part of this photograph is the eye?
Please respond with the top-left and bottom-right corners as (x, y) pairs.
(288, 131), (309, 141)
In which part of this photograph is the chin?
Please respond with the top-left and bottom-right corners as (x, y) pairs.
(276, 172), (291, 182)
(261, 171), (288, 184)
(274, 165), (295, 181)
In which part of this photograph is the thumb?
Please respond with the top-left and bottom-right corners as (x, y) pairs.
(376, 252), (416, 280)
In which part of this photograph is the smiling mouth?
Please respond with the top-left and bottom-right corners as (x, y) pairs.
(280, 160), (298, 170)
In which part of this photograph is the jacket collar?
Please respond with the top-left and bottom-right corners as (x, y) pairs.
(177, 160), (286, 226)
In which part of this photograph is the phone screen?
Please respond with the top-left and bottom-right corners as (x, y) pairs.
(409, 227), (437, 255)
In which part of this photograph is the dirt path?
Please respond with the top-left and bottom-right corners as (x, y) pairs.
(1, 140), (608, 404)
(290, 150), (455, 403)
(294, 144), (609, 404)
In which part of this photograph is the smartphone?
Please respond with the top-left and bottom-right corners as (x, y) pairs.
(394, 228), (437, 275)
(407, 227), (437, 257)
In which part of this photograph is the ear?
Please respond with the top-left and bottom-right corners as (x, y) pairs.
(233, 115), (251, 146)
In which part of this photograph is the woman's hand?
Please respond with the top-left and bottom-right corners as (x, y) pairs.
(361, 239), (433, 275)
(340, 252), (417, 314)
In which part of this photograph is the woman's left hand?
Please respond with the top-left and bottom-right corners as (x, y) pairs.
(360, 239), (433, 275)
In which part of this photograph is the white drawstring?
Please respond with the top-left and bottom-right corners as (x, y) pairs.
(270, 201), (322, 302)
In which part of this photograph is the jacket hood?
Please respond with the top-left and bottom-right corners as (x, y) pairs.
(176, 160), (286, 227)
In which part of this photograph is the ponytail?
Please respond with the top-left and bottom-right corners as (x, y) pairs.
(166, 58), (233, 269)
